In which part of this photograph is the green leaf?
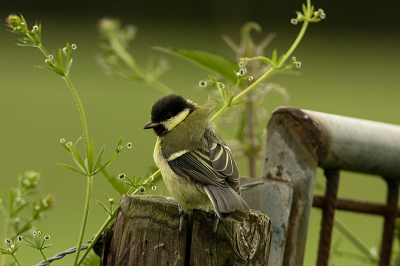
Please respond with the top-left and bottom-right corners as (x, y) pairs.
(66, 58), (73, 76)
(74, 136), (82, 147)
(69, 145), (87, 173)
(241, 22), (262, 34)
(34, 233), (40, 248)
(88, 141), (94, 172)
(25, 241), (38, 249)
(221, 35), (239, 54)
(116, 137), (123, 153)
(97, 200), (111, 215)
(103, 191), (110, 199)
(208, 74), (216, 82)
(100, 154), (117, 170)
(44, 59), (63, 76)
(101, 169), (128, 195)
(18, 37), (35, 45)
(276, 65), (289, 70)
(37, 23), (42, 42)
(20, 15), (28, 31)
(311, 18), (321, 23)
(296, 11), (303, 18)
(58, 48), (65, 74)
(213, 97), (222, 104)
(12, 199), (32, 217)
(126, 74), (145, 82)
(36, 65), (58, 74)
(93, 145), (105, 172)
(276, 54), (285, 67)
(153, 46), (239, 82)
(16, 43), (37, 47)
(28, 32), (39, 45)
(302, 4), (307, 15)
(123, 181), (133, 186)
(65, 43), (70, 64)
(133, 176), (143, 186)
(224, 86), (229, 101)
(272, 50), (277, 65)
(93, 154), (118, 175)
(41, 244), (52, 250)
(262, 58), (274, 67)
(60, 141), (71, 152)
(57, 163), (87, 175)
(231, 99), (246, 106)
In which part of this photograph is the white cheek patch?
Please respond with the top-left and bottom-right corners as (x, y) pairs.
(162, 108), (190, 131)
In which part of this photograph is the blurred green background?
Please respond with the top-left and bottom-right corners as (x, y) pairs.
(1, 0), (400, 265)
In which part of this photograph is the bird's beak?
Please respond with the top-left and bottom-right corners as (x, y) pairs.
(143, 121), (160, 129)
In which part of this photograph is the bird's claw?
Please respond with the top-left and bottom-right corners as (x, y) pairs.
(213, 215), (219, 233)
(178, 205), (186, 232)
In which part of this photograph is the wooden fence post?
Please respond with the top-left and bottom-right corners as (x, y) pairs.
(101, 195), (272, 265)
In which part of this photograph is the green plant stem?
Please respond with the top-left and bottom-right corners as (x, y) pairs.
(333, 216), (378, 262)
(62, 76), (90, 159)
(76, 208), (116, 265)
(0, 216), (11, 266)
(128, 169), (161, 195)
(276, 0), (312, 66)
(36, 43), (51, 58)
(232, 20), (309, 105)
(77, 169), (161, 264)
(210, 79), (241, 122)
(37, 43), (93, 266)
(39, 250), (50, 266)
(210, 103), (229, 123)
(278, 22), (309, 68)
(110, 38), (174, 95)
(222, 0), (311, 115)
(10, 216), (35, 240)
(11, 254), (21, 266)
(35, 40), (94, 266)
(34, 41), (91, 159)
(74, 175), (93, 266)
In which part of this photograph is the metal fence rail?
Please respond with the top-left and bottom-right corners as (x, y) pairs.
(304, 109), (400, 266)
(241, 107), (400, 266)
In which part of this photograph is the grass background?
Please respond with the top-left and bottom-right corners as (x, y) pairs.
(1, 0), (400, 265)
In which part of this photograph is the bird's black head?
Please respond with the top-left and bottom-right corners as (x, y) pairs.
(143, 94), (196, 136)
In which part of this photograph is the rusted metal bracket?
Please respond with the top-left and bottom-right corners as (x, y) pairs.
(313, 195), (400, 216)
(316, 169), (340, 266)
(379, 178), (399, 266)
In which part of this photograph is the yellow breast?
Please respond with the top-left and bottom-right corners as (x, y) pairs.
(153, 137), (213, 212)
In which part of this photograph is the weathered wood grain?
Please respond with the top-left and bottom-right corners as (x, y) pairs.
(101, 195), (272, 266)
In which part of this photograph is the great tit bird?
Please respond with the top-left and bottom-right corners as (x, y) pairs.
(143, 94), (250, 231)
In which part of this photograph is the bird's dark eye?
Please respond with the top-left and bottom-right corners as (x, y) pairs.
(166, 112), (172, 119)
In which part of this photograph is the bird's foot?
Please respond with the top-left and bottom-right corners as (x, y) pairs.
(213, 215), (219, 233)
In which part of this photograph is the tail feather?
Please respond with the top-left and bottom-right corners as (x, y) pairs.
(229, 211), (248, 223)
(204, 185), (250, 222)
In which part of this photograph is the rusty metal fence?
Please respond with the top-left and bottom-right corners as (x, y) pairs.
(241, 107), (400, 266)
(313, 170), (399, 266)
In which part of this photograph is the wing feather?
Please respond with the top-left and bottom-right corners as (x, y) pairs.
(165, 129), (241, 193)
(164, 127), (249, 222)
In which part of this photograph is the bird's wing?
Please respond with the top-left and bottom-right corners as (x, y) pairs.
(165, 136), (240, 192)
(208, 140), (240, 193)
